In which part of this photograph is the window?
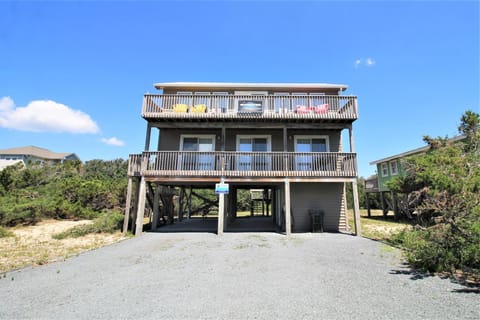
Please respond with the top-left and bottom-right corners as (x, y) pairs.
(390, 161), (398, 175)
(309, 93), (325, 105)
(179, 135), (215, 170)
(273, 92), (290, 113)
(292, 93), (308, 108)
(176, 91), (193, 106)
(381, 163), (388, 177)
(193, 92), (211, 111)
(236, 135), (271, 171)
(212, 92), (228, 113)
(294, 136), (329, 170)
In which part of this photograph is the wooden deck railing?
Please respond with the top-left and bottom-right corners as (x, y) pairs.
(128, 152), (357, 178)
(142, 94), (358, 120)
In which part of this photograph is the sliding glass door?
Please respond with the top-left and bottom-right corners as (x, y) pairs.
(180, 135), (215, 170)
(294, 136), (329, 171)
(237, 136), (271, 171)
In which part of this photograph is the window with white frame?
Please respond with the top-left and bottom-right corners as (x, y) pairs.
(381, 163), (388, 177)
(273, 92), (290, 113)
(294, 135), (329, 171)
(176, 91), (193, 106)
(179, 135), (215, 170)
(292, 92), (308, 108)
(212, 91), (228, 113)
(193, 92), (211, 111)
(236, 135), (271, 171)
(390, 161), (399, 175)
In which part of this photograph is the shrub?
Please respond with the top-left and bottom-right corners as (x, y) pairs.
(52, 210), (124, 240)
(388, 111), (480, 279)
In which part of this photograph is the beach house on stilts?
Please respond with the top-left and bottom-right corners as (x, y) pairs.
(124, 82), (361, 236)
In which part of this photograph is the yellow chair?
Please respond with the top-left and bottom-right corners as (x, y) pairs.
(191, 104), (207, 113)
(173, 104), (188, 113)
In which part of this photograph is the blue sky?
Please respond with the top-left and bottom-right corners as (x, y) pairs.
(1, 0), (478, 177)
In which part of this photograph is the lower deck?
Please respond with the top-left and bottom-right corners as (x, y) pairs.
(123, 178), (361, 235)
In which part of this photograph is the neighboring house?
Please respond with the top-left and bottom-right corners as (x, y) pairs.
(125, 82), (361, 236)
(367, 135), (465, 215)
(0, 146), (80, 170)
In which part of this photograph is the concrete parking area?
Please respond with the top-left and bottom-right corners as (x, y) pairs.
(0, 233), (478, 319)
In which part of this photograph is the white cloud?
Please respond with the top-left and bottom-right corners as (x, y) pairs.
(0, 97), (99, 133)
(101, 137), (125, 146)
(365, 58), (376, 66)
(354, 57), (376, 68)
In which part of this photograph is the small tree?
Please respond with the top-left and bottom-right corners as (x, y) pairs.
(391, 110), (480, 276)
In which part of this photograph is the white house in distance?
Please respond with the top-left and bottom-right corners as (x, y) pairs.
(0, 146), (80, 170)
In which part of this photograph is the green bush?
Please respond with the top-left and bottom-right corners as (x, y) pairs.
(52, 210), (124, 240)
(0, 159), (128, 228)
(388, 111), (480, 279)
(392, 225), (480, 277)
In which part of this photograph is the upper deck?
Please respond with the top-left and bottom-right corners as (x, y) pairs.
(142, 82), (358, 124)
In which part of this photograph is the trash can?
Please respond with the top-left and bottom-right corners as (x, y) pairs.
(308, 209), (324, 233)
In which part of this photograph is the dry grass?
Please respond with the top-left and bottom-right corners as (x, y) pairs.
(0, 220), (126, 273)
(348, 209), (412, 241)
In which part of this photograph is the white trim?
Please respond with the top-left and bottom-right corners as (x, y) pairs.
(179, 135), (216, 171)
(179, 134), (216, 151)
(234, 91), (268, 96)
(369, 135), (466, 165)
(293, 135), (330, 152)
(235, 135), (272, 171)
(293, 135), (329, 171)
(381, 163), (389, 177)
(235, 135), (272, 151)
(390, 160), (399, 176)
(155, 82), (349, 91)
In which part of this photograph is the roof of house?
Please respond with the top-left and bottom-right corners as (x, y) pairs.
(153, 82), (349, 92)
(0, 146), (79, 161)
(369, 135), (465, 165)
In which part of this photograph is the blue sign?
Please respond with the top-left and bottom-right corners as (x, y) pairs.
(215, 183), (229, 194)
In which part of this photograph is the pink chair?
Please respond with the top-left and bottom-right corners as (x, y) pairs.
(314, 104), (329, 114)
(295, 105), (310, 114)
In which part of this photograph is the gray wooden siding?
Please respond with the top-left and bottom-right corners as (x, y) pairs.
(158, 128), (341, 152)
(290, 182), (346, 232)
(158, 129), (220, 151)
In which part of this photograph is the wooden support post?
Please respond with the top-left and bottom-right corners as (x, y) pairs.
(144, 123), (152, 151)
(135, 177), (147, 236)
(366, 192), (371, 217)
(122, 177), (133, 235)
(380, 192), (387, 216)
(284, 179), (291, 237)
(178, 187), (185, 221)
(218, 192), (224, 236)
(391, 191), (399, 219)
(131, 178), (140, 233)
(187, 186), (192, 219)
(348, 124), (355, 153)
(352, 179), (361, 236)
(151, 183), (161, 230)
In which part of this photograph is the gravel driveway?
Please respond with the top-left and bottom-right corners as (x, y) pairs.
(0, 232), (478, 319)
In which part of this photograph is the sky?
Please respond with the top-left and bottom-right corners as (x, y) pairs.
(1, 0), (479, 177)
